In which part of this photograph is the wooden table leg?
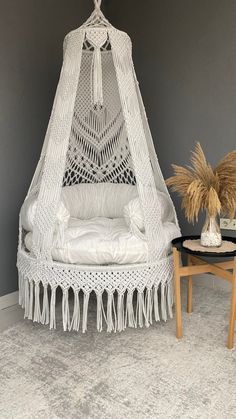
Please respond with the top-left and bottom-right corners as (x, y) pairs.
(227, 256), (236, 349)
(187, 254), (193, 314)
(173, 248), (182, 339)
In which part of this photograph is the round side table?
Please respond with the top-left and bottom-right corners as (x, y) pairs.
(172, 235), (236, 349)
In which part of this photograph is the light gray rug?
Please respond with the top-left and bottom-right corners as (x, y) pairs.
(0, 281), (236, 419)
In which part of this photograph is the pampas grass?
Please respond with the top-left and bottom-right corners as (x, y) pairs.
(166, 142), (236, 223)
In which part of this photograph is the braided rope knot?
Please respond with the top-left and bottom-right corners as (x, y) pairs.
(94, 0), (102, 11)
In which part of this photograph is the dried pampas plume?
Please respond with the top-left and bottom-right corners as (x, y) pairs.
(166, 142), (236, 223)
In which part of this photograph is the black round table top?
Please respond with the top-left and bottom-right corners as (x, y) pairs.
(172, 235), (236, 257)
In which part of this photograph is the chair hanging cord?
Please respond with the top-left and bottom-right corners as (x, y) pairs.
(94, 0), (102, 11)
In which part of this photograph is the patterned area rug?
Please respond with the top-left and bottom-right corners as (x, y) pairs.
(0, 282), (236, 419)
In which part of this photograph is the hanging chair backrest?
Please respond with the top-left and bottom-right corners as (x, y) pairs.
(61, 183), (138, 219)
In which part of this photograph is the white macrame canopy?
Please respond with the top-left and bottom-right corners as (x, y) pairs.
(17, 1), (180, 333)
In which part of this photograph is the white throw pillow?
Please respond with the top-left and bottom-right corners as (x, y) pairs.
(123, 197), (145, 235)
(20, 195), (70, 233)
(123, 190), (175, 236)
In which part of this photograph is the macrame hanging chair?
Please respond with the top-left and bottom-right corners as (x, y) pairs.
(17, 0), (180, 333)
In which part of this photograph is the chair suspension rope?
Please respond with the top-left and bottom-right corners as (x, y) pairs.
(94, 0), (102, 11)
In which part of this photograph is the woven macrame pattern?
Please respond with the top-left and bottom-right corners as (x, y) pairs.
(63, 46), (135, 185)
(17, 2), (180, 332)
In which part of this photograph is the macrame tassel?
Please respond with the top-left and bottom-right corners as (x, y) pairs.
(41, 284), (50, 325)
(125, 291), (136, 328)
(82, 293), (90, 333)
(92, 46), (103, 108)
(18, 274), (23, 306)
(107, 292), (115, 332)
(96, 293), (105, 332)
(167, 282), (173, 318)
(136, 291), (149, 328)
(20, 275), (25, 308)
(153, 286), (160, 322)
(117, 293), (125, 332)
(62, 289), (70, 331)
(24, 278), (30, 318)
(28, 281), (34, 320)
(70, 289), (80, 332)
(146, 289), (153, 325)
(136, 292), (142, 328)
(33, 282), (41, 323)
(49, 287), (57, 330)
(161, 283), (167, 322)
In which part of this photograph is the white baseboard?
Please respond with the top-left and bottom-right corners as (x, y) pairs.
(0, 291), (19, 310)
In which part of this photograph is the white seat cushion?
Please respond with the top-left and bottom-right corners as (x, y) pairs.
(25, 217), (148, 265)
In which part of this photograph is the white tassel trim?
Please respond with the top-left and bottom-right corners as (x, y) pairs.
(82, 293), (90, 333)
(41, 284), (50, 325)
(125, 291), (136, 328)
(24, 279), (30, 319)
(70, 290), (80, 332)
(50, 287), (57, 330)
(117, 293), (125, 332)
(161, 283), (167, 322)
(107, 292), (117, 333)
(62, 289), (70, 331)
(18, 275), (173, 333)
(153, 286), (160, 322)
(28, 281), (34, 320)
(33, 282), (41, 323)
(96, 293), (107, 332)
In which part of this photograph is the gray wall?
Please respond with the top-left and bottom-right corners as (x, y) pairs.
(0, 0), (236, 297)
(106, 0), (236, 235)
(0, 0), (92, 297)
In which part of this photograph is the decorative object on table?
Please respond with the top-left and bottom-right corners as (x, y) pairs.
(183, 239), (236, 254)
(172, 235), (236, 349)
(166, 143), (236, 247)
(17, 0), (180, 333)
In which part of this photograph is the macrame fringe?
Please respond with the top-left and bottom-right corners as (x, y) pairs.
(24, 278), (29, 319)
(33, 282), (41, 323)
(19, 276), (173, 333)
(41, 284), (50, 325)
(136, 291), (149, 328)
(82, 293), (90, 333)
(153, 286), (160, 322)
(107, 292), (117, 332)
(96, 293), (107, 332)
(29, 281), (34, 320)
(62, 289), (70, 331)
(125, 291), (136, 328)
(50, 287), (57, 330)
(18, 273), (24, 307)
(117, 293), (125, 332)
(70, 290), (80, 332)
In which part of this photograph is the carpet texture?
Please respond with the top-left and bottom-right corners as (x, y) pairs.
(0, 281), (236, 419)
